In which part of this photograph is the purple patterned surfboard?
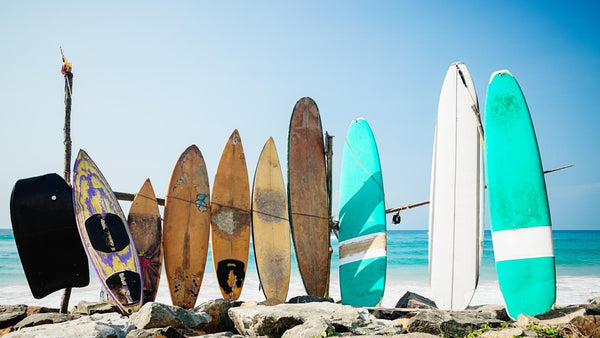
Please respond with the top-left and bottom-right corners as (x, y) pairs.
(72, 149), (143, 315)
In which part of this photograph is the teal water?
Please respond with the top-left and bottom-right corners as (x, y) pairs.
(2, 228), (598, 288)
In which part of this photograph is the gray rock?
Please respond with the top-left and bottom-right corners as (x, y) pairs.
(201, 333), (245, 338)
(395, 291), (437, 309)
(480, 327), (525, 337)
(11, 312), (80, 331)
(194, 299), (240, 333)
(469, 304), (511, 322)
(130, 302), (211, 330)
(25, 306), (60, 314)
(281, 318), (333, 338)
(516, 306), (587, 327)
(125, 326), (183, 338)
(0, 304), (28, 329)
(287, 295), (334, 304)
(228, 302), (404, 337)
(407, 308), (504, 337)
(3, 312), (135, 338)
(72, 300), (120, 315)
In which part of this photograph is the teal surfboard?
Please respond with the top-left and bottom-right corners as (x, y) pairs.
(485, 70), (556, 318)
(338, 118), (386, 307)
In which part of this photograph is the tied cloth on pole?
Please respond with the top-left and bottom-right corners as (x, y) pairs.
(60, 47), (73, 76)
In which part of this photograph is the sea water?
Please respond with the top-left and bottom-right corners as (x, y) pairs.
(0, 228), (599, 308)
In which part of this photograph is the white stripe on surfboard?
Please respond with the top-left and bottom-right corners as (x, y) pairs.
(339, 232), (386, 266)
(491, 226), (554, 262)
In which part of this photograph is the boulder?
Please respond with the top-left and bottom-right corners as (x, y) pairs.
(194, 299), (240, 333)
(287, 295), (334, 304)
(407, 308), (504, 337)
(125, 326), (183, 338)
(72, 300), (120, 315)
(0, 304), (28, 329)
(570, 315), (600, 337)
(516, 305), (587, 328)
(281, 317), (333, 338)
(469, 304), (511, 322)
(130, 302), (211, 330)
(395, 291), (437, 309)
(479, 327), (526, 337)
(2, 312), (135, 338)
(11, 312), (80, 331)
(26, 306), (59, 314)
(228, 302), (404, 337)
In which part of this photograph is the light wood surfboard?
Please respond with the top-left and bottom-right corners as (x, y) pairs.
(338, 118), (386, 307)
(211, 130), (251, 300)
(287, 97), (329, 297)
(72, 149), (143, 315)
(429, 62), (483, 310)
(485, 70), (555, 318)
(163, 145), (211, 309)
(127, 178), (162, 304)
(252, 137), (291, 303)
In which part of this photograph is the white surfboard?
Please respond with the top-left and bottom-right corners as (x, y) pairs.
(429, 62), (484, 310)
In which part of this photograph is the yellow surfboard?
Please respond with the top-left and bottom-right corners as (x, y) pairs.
(252, 137), (291, 303)
(211, 130), (251, 300)
(163, 145), (211, 309)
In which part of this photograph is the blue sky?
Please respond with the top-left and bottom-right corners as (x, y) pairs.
(1, 1), (598, 230)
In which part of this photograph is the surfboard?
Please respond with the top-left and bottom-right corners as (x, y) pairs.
(211, 129), (251, 300)
(127, 178), (162, 304)
(485, 70), (555, 318)
(252, 137), (291, 303)
(338, 118), (386, 307)
(163, 145), (211, 309)
(287, 97), (330, 297)
(429, 62), (483, 310)
(72, 150), (143, 315)
(10, 173), (89, 299)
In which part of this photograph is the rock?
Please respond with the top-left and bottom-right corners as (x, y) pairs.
(194, 299), (240, 334)
(469, 304), (511, 322)
(201, 333), (245, 337)
(2, 312), (135, 338)
(0, 304), (28, 329)
(130, 302), (211, 330)
(72, 300), (120, 315)
(125, 326), (183, 338)
(407, 308), (504, 337)
(26, 306), (59, 314)
(570, 315), (600, 337)
(516, 305), (587, 327)
(228, 302), (404, 337)
(479, 327), (526, 337)
(287, 295), (334, 304)
(11, 312), (80, 331)
(281, 317), (333, 338)
(395, 291), (437, 309)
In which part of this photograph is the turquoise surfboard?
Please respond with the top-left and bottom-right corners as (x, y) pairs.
(338, 118), (386, 307)
(485, 70), (556, 318)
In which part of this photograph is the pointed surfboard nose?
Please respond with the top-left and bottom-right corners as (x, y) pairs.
(489, 69), (513, 83)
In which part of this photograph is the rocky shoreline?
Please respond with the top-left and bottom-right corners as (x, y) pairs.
(1, 293), (599, 337)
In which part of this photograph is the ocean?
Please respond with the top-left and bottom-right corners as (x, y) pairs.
(1, 229), (599, 309)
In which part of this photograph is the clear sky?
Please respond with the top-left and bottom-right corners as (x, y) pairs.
(1, 1), (598, 230)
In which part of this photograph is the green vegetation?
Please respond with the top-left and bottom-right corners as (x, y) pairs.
(526, 323), (563, 338)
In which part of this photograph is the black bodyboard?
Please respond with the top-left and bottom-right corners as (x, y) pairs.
(10, 173), (89, 299)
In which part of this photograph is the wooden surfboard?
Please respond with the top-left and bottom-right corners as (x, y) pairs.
(163, 145), (211, 309)
(127, 178), (162, 304)
(211, 129), (251, 300)
(251, 137), (291, 303)
(429, 62), (483, 310)
(287, 97), (329, 297)
(10, 173), (89, 299)
(485, 70), (555, 318)
(338, 118), (386, 307)
(72, 150), (143, 315)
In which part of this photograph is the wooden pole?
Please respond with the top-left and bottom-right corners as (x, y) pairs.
(60, 49), (73, 314)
